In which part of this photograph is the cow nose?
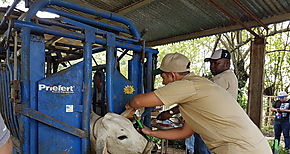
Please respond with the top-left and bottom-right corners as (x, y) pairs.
(118, 135), (128, 140)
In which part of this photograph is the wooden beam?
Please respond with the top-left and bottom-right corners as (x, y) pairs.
(147, 13), (290, 47)
(247, 37), (266, 128)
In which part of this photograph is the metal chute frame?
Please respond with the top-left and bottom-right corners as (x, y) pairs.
(0, 0), (158, 153)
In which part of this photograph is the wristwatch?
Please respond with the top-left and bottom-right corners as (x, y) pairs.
(169, 110), (174, 115)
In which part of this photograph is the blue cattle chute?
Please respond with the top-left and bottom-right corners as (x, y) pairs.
(0, 0), (158, 153)
(38, 62), (83, 153)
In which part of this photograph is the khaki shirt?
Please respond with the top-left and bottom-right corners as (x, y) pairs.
(154, 73), (271, 154)
(212, 69), (238, 99)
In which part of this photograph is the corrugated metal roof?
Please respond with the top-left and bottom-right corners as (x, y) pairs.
(8, 0), (290, 46)
(70, 0), (290, 46)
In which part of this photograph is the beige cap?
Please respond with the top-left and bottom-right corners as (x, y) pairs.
(154, 53), (190, 75)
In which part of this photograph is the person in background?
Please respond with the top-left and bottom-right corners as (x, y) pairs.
(0, 114), (12, 154)
(271, 91), (290, 151)
(127, 52), (271, 154)
(204, 49), (238, 99)
(193, 48), (239, 153)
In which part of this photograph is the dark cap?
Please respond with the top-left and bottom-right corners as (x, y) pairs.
(204, 49), (231, 62)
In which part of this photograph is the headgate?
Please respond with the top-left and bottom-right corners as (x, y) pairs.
(0, 0), (158, 153)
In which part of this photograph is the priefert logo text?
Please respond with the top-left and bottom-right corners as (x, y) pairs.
(38, 84), (75, 93)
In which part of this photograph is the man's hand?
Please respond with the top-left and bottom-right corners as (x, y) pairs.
(140, 126), (152, 136)
(157, 111), (172, 120)
(121, 104), (136, 119)
(125, 103), (134, 110)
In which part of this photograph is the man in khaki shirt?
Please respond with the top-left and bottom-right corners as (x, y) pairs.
(158, 49), (238, 153)
(126, 53), (271, 154)
(205, 49), (238, 99)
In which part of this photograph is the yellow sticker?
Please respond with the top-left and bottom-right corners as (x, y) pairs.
(124, 85), (135, 94)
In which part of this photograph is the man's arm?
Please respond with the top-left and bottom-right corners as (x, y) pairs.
(0, 137), (12, 154)
(128, 92), (164, 109)
(270, 101), (278, 112)
(278, 108), (290, 113)
(157, 106), (180, 120)
(141, 122), (194, 140)
(270, 107), (278, 112)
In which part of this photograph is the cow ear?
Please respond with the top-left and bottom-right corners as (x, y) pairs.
(142, 142), (154, 154)
(102, 143), (108, 154)
(96, 137), (109, 154)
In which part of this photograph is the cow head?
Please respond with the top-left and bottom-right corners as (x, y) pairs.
(90, 112), (153, 154)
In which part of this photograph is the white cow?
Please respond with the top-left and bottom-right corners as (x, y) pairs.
(90, 112), (153, 154)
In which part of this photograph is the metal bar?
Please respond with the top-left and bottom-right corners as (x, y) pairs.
(4, 69), (14, 136)
(16, 106), (87, 138)
(55, 47), (105, 63)
(25, 0), (141, 40)
(208, 0), (260, 38)
(15, 20), (84, 41)
(92, 65), (106, 71)
(20, 27), (31, 154)
(81, 29), (93, 153)
(14, 20), (158, 54)
(128, 52), (142, 94)
(47, 48), (82, 56)
(59, 16), (139, 43)
(54, 42), (83, 50)
(106, 33), (116, 112)
(46, 54), (52, 76)
(38, 18), (81, 31)
(117, 49), (130, 61)
(13, 31), (18, 80)
(44, 8), (131, 35)
(233, 0), (269, 30)
(29, 35), (45, 154)
(140, 57), (144, 94)
(0, 0), (20, 27)
(100, 72), (106, 116)
(146, 53), (153, 93)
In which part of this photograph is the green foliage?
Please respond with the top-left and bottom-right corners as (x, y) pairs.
(237, 87), (248, 109)
(268, 139), (288, 154)
(153, 21), (290, 114)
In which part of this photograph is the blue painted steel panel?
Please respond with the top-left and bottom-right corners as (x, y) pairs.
(38, 62), (84, 154)
(111, 70), (137, 114)
(0, 66), (21, 149)
(29, 35), (45, 154)
(20, 27), (31, 153)
(106, 33), (138, 114)
(128, 52), (142, 94)
(0, 1), (159, 153)
(81, 29), (93, 153)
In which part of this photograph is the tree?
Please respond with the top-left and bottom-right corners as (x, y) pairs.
(155, 21), (290, 109)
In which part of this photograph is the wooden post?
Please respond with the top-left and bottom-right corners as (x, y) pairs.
(247, 37), (266, 128)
